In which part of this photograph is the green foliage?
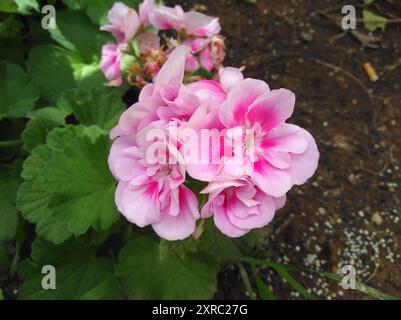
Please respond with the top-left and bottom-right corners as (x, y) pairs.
(19, 237), (124, 299)
(0, 62), (39, 119)
(17, 125), (119, 244)
(250, 264), (276, 300)
(0, 0), (39, 15)
(27, 9), (110, 103)
(363, 10), (387, 31)
(27, 45), (104, 104)
(117, 234), (219, 299)
(363, 0), (376, 5)
(0, 160), (22, 242)
(22, 107), (67, 152)
(57, 88), (125, 130)
(0, 15), (22, 39)
(49, 10), (111, 62)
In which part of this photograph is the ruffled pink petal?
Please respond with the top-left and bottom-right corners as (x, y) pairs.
(227, 191), (275, 230)
(184, 37), (211, 53)
(124, 8), (140, 41)
(139, 0), (155, 25)
(155, 45), (186, 92)
(247, 89), (295, 133)
(199, 46), (214, 72)
(183, 12), (221, 37)
(252, 159), (292, 197)
(100, 44), (122, 84)
(273, 195), (287, 210)
(185, 53), (200, 71)
(117, 96), (162, 136)
(139, 83), (155, 101)
(286, 128), (319, 185)
(100, 25), (124, 43)
(152, 186), (199, 240)
(115, 181), (128, 213)
(219, 67), (244, 93)
(121, 182), (160, 227)
(220, 78), (270, 128)
(187, 80), (226, 107)
(213, 204), (249, 238)
(149, 4), (184, 30)
(183, 129), (223, 182)
(103, 2), (140, 42)
(261, 124), (309, 154)
(108, 136), (146, 181)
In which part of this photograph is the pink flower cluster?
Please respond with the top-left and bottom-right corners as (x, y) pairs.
(108, 43), (319, 240)
(100, 0), (225, 88)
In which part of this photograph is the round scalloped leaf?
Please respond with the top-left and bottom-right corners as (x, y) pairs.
(0, 62), (39, 119)
(117, 234), (219, 299)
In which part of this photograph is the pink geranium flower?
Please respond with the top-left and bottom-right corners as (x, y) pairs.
(148, 4), (185, 30)
(109, 123), (200, 241)
(148, 3), (221, 38)
(109, 46), (212, 240)
(100, 2), (140, 43)
(201, 178), (286, 237)
(217, 70), (319, 197)
(100, 44), (123, 86)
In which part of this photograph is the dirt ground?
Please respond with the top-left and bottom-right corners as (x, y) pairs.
(168, 0), (401, 299)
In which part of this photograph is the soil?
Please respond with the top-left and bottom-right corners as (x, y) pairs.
(168, 0), (401, 299)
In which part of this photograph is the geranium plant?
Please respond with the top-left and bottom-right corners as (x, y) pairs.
(0, 0), (321, 300)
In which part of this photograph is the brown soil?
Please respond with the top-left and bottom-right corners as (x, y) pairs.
(170, 0), (401, 299)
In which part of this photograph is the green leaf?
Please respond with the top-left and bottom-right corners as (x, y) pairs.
(27, 7), (111, 104)
(238, 262), (256, 299)
(117, 234), (219, 299)
(62, 0), (84, 10)
(199, 220), (269, 265)
(49, 10), (111, 63)
(17, 125), (118, 244)
(0, 62), (39, 119)
(39, 133), (118, 242)
(27, 45), (105, 103)
(0, 161), (22, 242)
(22, 107), (67, 152)
(363, 0), (376, 5)
(0, 288), (3, 300)
(27, 107), (67, 124)
(0, 0), (38, 14)
(14, 0), (38, 14)
(244, 258), (316, 300)
(80, 277), (125, 300)
(251, 264), (276, 300)
(271, 262), (316, 300)
(57, 88), (125, 130)
(0, 38), (24, 66)
(363, 10), (387, 31)
(0, 15), (22, 39)
(17, 127), (85, 242)
(19, 237), (119, 299)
